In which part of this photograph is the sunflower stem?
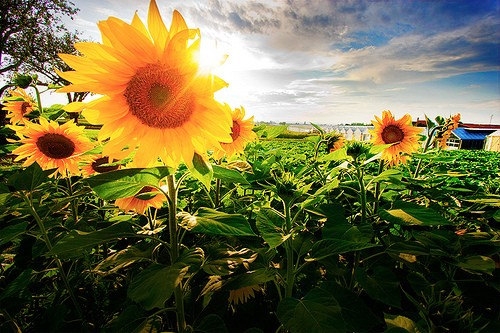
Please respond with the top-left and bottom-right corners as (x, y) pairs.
(166, 174), (186, 333)
(66, 176), (79, 224)
(22, 191), (83, 319)
(373, 159), (385, 214)
(284, 200), (295, 298)
(32, 85), (43, 115)
(356, 166), (367, 224)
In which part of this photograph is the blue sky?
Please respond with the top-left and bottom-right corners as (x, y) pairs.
(59, 0), (499, 125)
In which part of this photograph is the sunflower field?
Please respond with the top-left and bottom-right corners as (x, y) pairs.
(1, 1), (499, 332)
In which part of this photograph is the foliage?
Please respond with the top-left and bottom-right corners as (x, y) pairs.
(1, 131), (499, 332)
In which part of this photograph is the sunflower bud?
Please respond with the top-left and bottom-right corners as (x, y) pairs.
(12, 73), (36, 89)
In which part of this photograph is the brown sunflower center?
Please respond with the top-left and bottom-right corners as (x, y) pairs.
(92, 157), (120, 173)
(230, 121), (241, 141)
(21, 102), (31, 115)
(124, 64), (195, 129)
(381, 125), (404, 144)
(36, 133), (76, 159)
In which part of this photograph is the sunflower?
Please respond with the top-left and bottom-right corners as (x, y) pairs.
(228, 284), (262, 306)
(57, 0), (232, 168)
(370, 110), (422, 165)
(10, 117), (94, 177)
(3, 88), (37, 124)
(114, 185), (166, 214)
(81, 155), (121, 177)
(326, 133), (345, 153)
(436, 113), (461, 149)
(212, 105), (256, 160)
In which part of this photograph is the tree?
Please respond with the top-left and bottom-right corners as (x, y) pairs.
(0, 0), (87, 103)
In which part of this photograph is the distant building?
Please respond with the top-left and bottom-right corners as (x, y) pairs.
(447, 123), (500, 150)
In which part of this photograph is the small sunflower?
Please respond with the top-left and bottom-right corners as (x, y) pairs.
(10, 117), (94, 177)
(57, 0), (232, 168)
(228, 284), (262, 306)
(326, 133), (345, 153)
(212, 105), (256, 160)
(3, 88), (37, 124)
(370, 110), (422, 165)
(114, 185), (166, 214)
(436, 113), (461, 149)
(81, 155), (121, 177)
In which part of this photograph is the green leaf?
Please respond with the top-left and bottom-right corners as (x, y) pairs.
(355, 266), (402, 308)
(378, 201), (452, 226)
(50, 222), (137, 259)
(202, 247), (257, 276)
(277, 286), (345, 333)
(385, 314), (422, 333)
(256, 125), (287, 139)
(456, 255), (496, 275)
(190, 152), (213, 190)
(0, 269), (32, 301)
(0, 222), (28, 246)
(128, 263), (188, 310)
(318, 148), (348, 162)
(307, 238), (379, 262)
(190, 208), (256, 236)
(256, 208), (288, 248)
(463, 195), (500, 207)
(8, 162), (56, 191)
(194, 314), (228, 333)
(224, 268), (275, 290)
(371, 169), (403, 183)
(94, 245), (154, 275)
(86, 167), (172, 200)
(213, 165), (250, 184)
(320, 282), (384, 332)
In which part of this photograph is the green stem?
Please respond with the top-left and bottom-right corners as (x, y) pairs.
(166, 175), (186, 333)
(373, 160), (385, 214)
(356, 167), (367, 224)
(214, 178), (221, 208)
(33, 85), (43, 115)
(283, 200), (295, 298)
(66, 176), (79, 224)
(22, 192), (83, 318)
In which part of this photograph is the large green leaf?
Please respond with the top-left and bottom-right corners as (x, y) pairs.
(190, 208), (256, 237)
(85, 167), (172, 200)
(50, 222), (137, 259)
(190, 152), (213, 190)
(277, 286), (345, 333)
(455, 255), (496, 275)
(320, 282), (384, 332)
(307, 238), (379, 262)
(127, 247), (203, 310)
(127, 263), (188, 310)
(8, 162), (56, 191)
(213, 165), (250, 184)
(194, 314), (228, 333)
(378, 201), (452, 226)
(355, 266), (402, 308)
(255, 208), (288, 248)
(0, 222), (28, 246)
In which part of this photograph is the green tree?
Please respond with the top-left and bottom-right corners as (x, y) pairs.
(0, 0), (87, 103)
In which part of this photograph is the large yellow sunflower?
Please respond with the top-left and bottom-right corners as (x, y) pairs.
(3, 88), (37, 124)
(114, 185), (166, 214)
(370, 110), (422, 165)
(212, 105), (256, 160)
(57, 0), (232, 168)
(10, 117), (94, 177)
